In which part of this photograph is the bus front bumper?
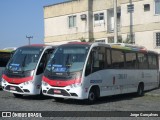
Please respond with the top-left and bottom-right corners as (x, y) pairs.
(1, 78), (40, 95)
(42, 84), (88, 100)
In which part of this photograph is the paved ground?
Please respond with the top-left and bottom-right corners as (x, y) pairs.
(0, 88), (160, 120)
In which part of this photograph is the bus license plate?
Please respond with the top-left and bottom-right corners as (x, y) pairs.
(10, 86), (16, 91)
(54, 90), (61, 94)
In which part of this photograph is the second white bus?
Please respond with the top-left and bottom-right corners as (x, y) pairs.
(42, 42), (159, 104)
(1, 44), (56, 97)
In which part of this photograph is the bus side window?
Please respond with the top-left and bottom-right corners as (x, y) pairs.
(0, 53), (11, 67)
(36, 53), (46, 75)
(36, 49), (55, 75)
(148, 54), (158, 69)
(111, 50), (125, 69)
(105, 49), (112, 68)
(85, 52), (92, 76)
(137, 53), (148, 69)
(85, 47), (105, 76)
(125, 52), (138, 69)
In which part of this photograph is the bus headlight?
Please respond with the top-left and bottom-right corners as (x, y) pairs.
(70, 83), (82, 88)
(69, 72), (82, 88)
(2, 78), (7, 83)
(23, 81), (34, 85)
(42, 81), (49, 86)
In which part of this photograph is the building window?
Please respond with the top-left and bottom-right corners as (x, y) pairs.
(95, 39), (106, 43)
(94, 13), (104, 21)
(68, 15), (76, 28)
(94, 12), (104, 25)
(155, 0), (160, 14)
(156, 32), (160, 46)
(144, 4), (150, 12)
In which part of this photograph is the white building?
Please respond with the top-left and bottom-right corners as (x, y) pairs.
(44, 0), (160, 53)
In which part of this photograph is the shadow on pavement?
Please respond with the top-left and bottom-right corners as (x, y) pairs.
(51, 93), (139, 105)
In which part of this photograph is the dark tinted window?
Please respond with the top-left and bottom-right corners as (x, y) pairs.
(92, 47), (105, 72)
(111, 50), (125, 69)
(148, 54), (158, 69)
(125, 52), (138, 69)
(137, 53), (148, 69)
(0, 52), (12, 67)
(105, 49), (112, 68)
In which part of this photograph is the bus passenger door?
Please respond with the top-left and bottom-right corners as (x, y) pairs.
(34, 49), (54, 94)
(85, 47), (106, 96)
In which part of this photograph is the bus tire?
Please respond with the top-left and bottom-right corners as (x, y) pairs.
(137, 83), (144, 96)
(86, 87), (99, 105)
(13, 93), (23, 98)
(54, 97), (64, 102)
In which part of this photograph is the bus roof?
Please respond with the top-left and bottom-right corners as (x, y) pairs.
(19, 44), (56, 48)
(3, 47), (17, 50)
(67, 42), (91, 45)
(58, 42), (158, 54)
(109, 43), (147, 53)
(64, 42), (154, 53)
(0, 49), (15, 53)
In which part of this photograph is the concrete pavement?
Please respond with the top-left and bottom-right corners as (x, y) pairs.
(145, 87), (160, 97)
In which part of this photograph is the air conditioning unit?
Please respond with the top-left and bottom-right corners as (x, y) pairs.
(80, 14), (87, 20)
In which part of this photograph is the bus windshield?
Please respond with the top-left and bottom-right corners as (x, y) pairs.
(46, 45), (90, 73)
(6, 47), (43, 72)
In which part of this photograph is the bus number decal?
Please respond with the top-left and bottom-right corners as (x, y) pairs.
(117, 74), (127, 79)
(90, 80), (102, 83)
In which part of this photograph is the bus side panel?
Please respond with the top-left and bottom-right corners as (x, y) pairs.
(138, 70), (159, 91)
(33, 73), (43, 94)
(0, 67), (5, 87)
(83, 69), (159, 98)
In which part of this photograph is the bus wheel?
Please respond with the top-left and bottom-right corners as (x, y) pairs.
(13, 93), (23, 98)
(137, 83), (144, 96)
(54, 97), (64, 102)
(86, 89), (98, 105)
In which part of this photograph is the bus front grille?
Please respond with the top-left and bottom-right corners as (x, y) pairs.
(5, 85), (23, 93)
(47, 89), (70, 96)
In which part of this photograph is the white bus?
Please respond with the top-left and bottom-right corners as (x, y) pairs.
(42, 42), (159, 104)
(1, 44), (56, 97)
(0, 50), (15, 88)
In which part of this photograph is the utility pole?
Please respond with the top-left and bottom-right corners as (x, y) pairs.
(26, 36), (33, 45)
(129, 0), (133, 44)
(114, 0), (118, 43)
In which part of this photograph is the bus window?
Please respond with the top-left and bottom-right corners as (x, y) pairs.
(105, 49), (112, 68)
(92, 47), (105, 71)
(125, 52), (138, 69)
(85, 46), (105, 76)
(0, 52), (11, 67)
(137, 53), (148, 69)
(85, 52), (92, 76)
(148, 54), (158, 69)
(36, 49), (54, 75)
(111, 50), (125, 69)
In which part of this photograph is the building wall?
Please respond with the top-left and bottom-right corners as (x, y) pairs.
(121, 0), (160, 53)
(44, 0), (88, 18)
(44, 0), (160, 53)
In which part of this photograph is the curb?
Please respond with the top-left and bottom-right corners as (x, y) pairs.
(144, 93), (160, 97)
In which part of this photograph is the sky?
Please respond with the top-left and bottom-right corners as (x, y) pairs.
(0, 0), (66, 49)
